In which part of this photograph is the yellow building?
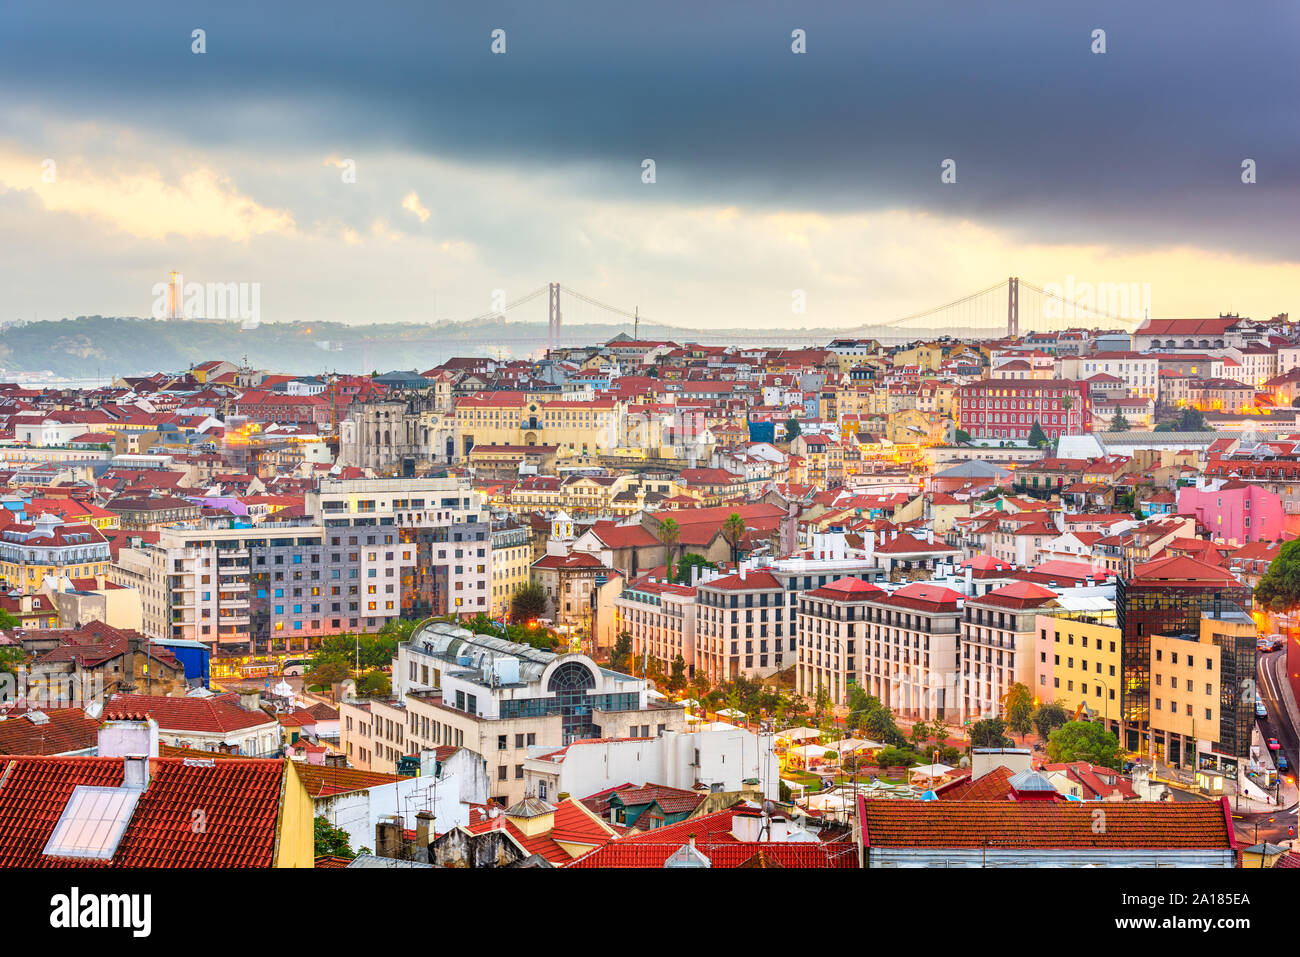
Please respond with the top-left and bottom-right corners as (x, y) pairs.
(1147, 611), (1253, 764)
(927, 495), (971, 534)
(1043, 613), (1123, 725)
(0, 516), (111, 593)
(491, 523), (533, 618)
(892, 343), (947, 372)
(455, 392), (621, 459)
(887, 408), (952, 446)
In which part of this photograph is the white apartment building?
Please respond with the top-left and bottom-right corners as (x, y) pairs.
(959, 582), (1058, 722)
(1061, 352), (1159, 400)
(799, 579), (965, 719)
(111, 477), (491, 655)
(695, 569), (788, 682)
(523, 727), (779, 803)
(612, 576), (698, 676)
(796, 576), (887, 706)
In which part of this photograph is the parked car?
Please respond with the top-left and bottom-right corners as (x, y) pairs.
(1257, 702), (1269, 718)
(1267, 737), (1281, 750)
(1279, 755), (1290, 772)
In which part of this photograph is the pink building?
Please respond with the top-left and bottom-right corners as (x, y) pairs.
(1176, 480), (1282, 544)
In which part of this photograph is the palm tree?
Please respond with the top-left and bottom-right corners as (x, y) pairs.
(656, 517), (681, 581)
(722, 512), (746, 566)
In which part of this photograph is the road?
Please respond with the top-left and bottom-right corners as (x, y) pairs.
(1236, 646), (1298, 846)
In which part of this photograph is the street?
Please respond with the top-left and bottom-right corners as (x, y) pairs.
(1237, 646), (1298, 846)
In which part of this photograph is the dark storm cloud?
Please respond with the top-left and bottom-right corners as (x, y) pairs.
(2, 0), (1297, 258)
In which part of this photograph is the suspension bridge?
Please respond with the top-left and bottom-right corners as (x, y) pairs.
(334, 276), (1145, 372)
(418, 276), (1135, 348)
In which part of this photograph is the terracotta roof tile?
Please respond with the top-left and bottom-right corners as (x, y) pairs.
(0, 755), (288, 867)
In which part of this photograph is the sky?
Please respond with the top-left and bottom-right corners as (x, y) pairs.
(0, 0), (1296, 334)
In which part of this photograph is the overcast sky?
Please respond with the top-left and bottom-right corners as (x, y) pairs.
(0, 0), (1296, 333)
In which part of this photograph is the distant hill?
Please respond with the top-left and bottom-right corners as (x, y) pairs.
(0, 314), (945, 380)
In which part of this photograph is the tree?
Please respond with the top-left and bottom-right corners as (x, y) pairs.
(1109, 413), (1131, 432)
(656, 518), (681, 580)
(845, 685), (873, 731)
(1032, 701), (1070, 741)
(689, 672), (711, 702)
(1155, 407), (1207, 432)
(968, 717), (1013, 749)
(813, 683), (831, 722)
(787, 692), (809, 721)
(509, 580), (548, 624)
(305, 654), (352, 690)
(1003, 683), (1035, 742)
(1255, 537), (1300, 612)
(314, 815), (356, 859)
(874, 745), (921, 769)
(376, 617), (418, 643)
(861, 697), (907, 747)
(955, 428), (972, 444)
(610, 632), (634, 673)
(0, 608), (17, 632)
(317, 632), (400, 670)
(668, 654), (688, 692)
(672, 552), (717, 584)
(356, 670), (391, 697)
(784, 417), (802, 440)
(0, 645), (23, 681)
(1046, 721), (1122, 770)
(1027, 420), (1047, 447)
(722, 512), (747, 565)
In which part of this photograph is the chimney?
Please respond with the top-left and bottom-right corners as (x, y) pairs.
(375, 814), (403, 859)
(415, 810), (436, 850)
(123, 754), (150, 791)
(239, 690), (261, 712)
(98, 715), (160, 758)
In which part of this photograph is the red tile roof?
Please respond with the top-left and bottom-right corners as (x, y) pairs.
(104, 693), (275, 734)
(971, 580), (1059, 609)
(464, 799), (613, 863)
(0, 708), (99, 755)
(292, 764), (412, 798)
(1129, 554), (1239, 585)
(567, 805), (857, 868)
(698, 570), (782, 591)
(0, 755), (289, 867)
(860, 797), (1235, 850)
(805, 577), (886, 601)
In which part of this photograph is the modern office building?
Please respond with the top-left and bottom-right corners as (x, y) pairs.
(306, 476), (491, 620)
(112, 477), (493, 656)
(1115, 555), (1254, 765)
